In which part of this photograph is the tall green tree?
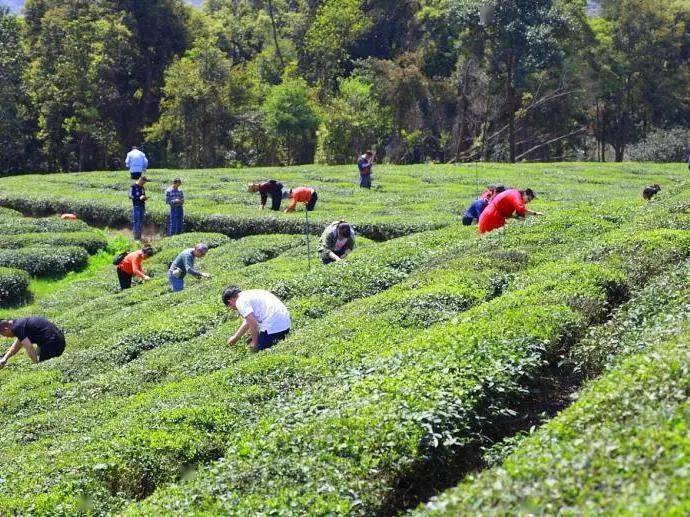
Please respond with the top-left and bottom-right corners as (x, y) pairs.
(263, 77), (320, 164)
(0, 7), (37, 174)
(148, 39), (240, 168)
(588, 0), (690, 161)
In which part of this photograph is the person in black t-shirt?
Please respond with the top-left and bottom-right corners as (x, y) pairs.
(0, 317), (66, 367)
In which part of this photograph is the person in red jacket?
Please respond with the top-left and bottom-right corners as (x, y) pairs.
(478, 188), (542, 234)
(284, 187), (318, 213)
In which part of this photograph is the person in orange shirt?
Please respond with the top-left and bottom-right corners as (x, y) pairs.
(60, 213), (78, 221)
(478, 188), (542, 234)
(115, 245), (155, 290)
(283, 187), (318, 213)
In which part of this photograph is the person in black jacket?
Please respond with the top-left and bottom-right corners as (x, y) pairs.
(0, 317), (66, 367)
(129, 175), (150, 241)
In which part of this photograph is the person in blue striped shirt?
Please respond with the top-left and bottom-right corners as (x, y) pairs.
(165, 178), (185, 236)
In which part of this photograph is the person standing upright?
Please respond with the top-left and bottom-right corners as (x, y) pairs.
(125, 145), (148, 180)
(166, 178), (185, 236)
(129, 176), (150, 241)
(357, 150), (374, 189)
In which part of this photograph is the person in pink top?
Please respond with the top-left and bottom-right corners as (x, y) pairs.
(478, 188), (542, 234)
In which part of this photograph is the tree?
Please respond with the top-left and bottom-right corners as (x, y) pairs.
(263, 77), (320, 164)
(147, 39), (238, 168)
(454, 0), (579, 162)
(588, 0), (690, 161)
(316, 76), (392, 164)
(0, 7), (37, 174)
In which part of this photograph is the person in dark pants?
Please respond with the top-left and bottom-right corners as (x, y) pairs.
(248, 180), (284, 211)
(129, 176), (150, 241)
(116, 245), (155, 290)
(318, 221), (356, 264)
(0, 317), (66, 366)
(223, 286), (291, 353)
(284, 187), (318, 213)
(462, 185), (506, 226)
(642, 184), (661, 200)
(165, 178), (184, 236)
(358, 150), (374, 189)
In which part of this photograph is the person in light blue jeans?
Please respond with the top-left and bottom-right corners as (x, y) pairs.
(168, 244), (211, 292)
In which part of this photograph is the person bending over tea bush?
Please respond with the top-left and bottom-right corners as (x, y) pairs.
(115, 245), (155, 290)
(284, 187), (318, 213)
(168, 244), (211, 293)
(478, 188), (542, 234)
(223, 286), (291, 352)
(643, 184), (662, 200)
(0, 317), (65, 367)
(462, 184), (506, 226)
(248, 180), (284, 211)
(319, 221), (356, 264)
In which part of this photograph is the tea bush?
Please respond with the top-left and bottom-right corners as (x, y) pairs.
(0, 267), (30, 307)
(0, 231), (108, 254)
(0, 246), (89, 277)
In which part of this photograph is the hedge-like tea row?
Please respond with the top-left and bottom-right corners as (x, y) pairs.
(0, 267), (30, 307)
(0, 216), (89, 235)
(0, 231), (108, 254)
(414, 261), (690, 515)
(2, 162), (680, 242)
(0, 246), (89, 277)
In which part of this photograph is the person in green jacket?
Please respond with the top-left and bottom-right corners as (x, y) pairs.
(318, 221), (356, 264)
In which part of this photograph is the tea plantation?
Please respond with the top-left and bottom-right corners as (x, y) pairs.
(0, 163), (688, 515)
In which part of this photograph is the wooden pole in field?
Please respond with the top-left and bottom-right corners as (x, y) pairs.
(305, 208), (311, 271)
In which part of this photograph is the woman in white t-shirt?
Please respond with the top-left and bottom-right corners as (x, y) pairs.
(223, 286), (291, 352)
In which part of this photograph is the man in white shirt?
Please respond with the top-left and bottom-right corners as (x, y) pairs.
(125, 146), (149, 180)
(223, 286), (291, 352)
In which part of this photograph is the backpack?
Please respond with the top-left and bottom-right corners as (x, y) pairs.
(113, 251), (129, 266)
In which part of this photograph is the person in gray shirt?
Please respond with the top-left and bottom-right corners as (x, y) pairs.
(168, 243), (211, 292)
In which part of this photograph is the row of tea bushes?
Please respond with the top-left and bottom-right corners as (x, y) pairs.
(415, 260), (690, 515)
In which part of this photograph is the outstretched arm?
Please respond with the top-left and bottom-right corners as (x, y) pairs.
(228, 320), (249, 346)
(0, 339), (22, 368)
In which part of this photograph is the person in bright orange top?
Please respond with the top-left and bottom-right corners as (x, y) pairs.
(478, 188), (542, 234)
(284, 187), (318, 213)
(60, 213), (78, 220)
(116, 245), (155, 290)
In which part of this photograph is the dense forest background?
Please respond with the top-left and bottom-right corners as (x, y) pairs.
(1, 0), (690, 174)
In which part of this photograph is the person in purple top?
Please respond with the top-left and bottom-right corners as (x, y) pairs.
(0, 317), (66, 367)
